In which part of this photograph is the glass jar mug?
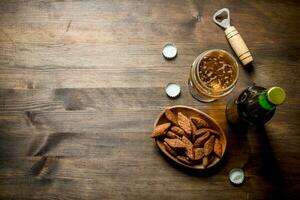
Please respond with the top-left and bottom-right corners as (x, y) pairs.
(188, 49), (239, 102)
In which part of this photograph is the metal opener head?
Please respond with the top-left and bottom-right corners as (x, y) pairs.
(213, 8), (230, 29)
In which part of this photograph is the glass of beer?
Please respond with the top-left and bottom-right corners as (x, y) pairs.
(189, 49), (239, 102)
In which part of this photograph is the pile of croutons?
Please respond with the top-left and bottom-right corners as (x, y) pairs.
(151, 108), (223, 168)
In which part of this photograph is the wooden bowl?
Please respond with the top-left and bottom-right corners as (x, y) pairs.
(154, 105), (227, 170)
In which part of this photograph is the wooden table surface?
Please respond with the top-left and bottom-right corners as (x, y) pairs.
(0, 0), (299, 199)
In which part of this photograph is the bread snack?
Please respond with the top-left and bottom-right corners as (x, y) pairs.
(202, 156), (209, 168)
(151, 123), (171, 138)
(177, 112), (192, 136)
(151, 108), (224, 168)
(204, 136), (215, 156)
(190, 121), (197, 141)
(171, 126), (186, 137)
(182, 136), (194, 160)
(194, 132), (210, 148)
(203, 155), (215, 168)
(194, 148), (205, 161)
(194, 128), (220, 137)
(164, 138), (186, 149)
(190, 116), (208, 128)
(165, 109), (178, 126)
(177, 156), (192, 165)
(190, 121), (197, 133)
(166, 131), (181, 139)
(214, 138), (223, 157)
(163, 142), (177, 157)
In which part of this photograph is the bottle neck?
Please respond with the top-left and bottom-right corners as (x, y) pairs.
(258, 91), (275, 111)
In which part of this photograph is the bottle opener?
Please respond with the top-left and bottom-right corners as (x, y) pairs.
(213, 8), (253, 66)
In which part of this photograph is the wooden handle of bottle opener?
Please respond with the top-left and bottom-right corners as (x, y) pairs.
(225, 26), (253, 66)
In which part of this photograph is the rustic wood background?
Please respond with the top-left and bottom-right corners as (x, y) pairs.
(0, 0), (299, 199)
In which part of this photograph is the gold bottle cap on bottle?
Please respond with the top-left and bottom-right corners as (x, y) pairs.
(267, 87), (286, 105)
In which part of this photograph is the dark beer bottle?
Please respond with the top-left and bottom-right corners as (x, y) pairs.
(226, 86), (286, 125)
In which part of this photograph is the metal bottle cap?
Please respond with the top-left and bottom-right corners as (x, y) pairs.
(165, 83), (181, 98)
(267, 87), (286, 105)
(162, 43), (177, 59)
(229, 168), (245, 185)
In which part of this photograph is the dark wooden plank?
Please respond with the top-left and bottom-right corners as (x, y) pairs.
(0, 87), (298, 110)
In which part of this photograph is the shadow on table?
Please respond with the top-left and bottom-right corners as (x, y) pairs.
(250, 125), (285, 199)
(228, 123), (286, 199)
(157, 123), (286, 198)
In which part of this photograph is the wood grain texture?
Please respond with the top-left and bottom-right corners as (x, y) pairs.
(0, 0), (299, 199)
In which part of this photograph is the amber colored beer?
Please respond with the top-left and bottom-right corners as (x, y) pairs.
(189, 50), (239, 102)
